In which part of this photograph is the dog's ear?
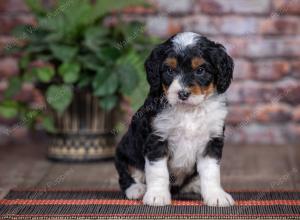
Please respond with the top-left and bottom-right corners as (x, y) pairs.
(145, 44), (166, 94)
(205, 44), (234, 94)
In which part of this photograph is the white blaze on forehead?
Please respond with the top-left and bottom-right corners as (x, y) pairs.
(172, 32), (200, 51)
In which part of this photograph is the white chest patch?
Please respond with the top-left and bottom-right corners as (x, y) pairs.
(152, 95), (227, 185)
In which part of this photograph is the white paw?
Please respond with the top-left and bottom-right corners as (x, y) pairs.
(143, 188), (171, 206)
(202, 189), (235, 207)
(125, 183), (146, 199)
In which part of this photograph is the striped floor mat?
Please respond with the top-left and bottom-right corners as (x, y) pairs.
(0, 190), (299, 219)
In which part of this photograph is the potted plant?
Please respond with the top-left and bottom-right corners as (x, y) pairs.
(0, 0), (155, 161)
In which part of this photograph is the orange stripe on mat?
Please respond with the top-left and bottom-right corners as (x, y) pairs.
(0, 199), (300, 206)
(2, 213), (300, 218)
(9, 189), (300, 193)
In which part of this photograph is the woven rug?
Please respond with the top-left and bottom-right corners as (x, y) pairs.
(0, 190), (300, 219)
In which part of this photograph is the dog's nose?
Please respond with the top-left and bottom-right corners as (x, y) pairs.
(178, 90), (191, 101)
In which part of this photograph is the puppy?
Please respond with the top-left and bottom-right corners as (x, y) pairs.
(115, 32), (234, 207)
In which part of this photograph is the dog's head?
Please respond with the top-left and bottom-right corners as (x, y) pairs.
(145, 32), (234, 106)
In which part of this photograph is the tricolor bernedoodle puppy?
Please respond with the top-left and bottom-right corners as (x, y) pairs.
(115, 32), (234, 206)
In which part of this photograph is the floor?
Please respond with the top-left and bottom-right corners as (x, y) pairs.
(0, 136), (299, 199)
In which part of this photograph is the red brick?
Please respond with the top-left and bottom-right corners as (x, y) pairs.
(259, 16), (300, 35)
(227, 81), (277, 104)
(253, 60), (290, 81)
(153, 0), (193, 14)
(285, 124), (300, 143)
(0, 0), (29, 13)
(0, 81), (7, 101)
(0, 80), (34, 103)
(221, 16), (259, 35)
(233, 59), (254, 80)
(146, 16), (182, 37)
(224, 37), (300, 58)
(15, 83), (35, 103)
(248, 37), (300, 58)
(0, 57), (19, 79)
(227, 79), (300, 105)
(227, 81), (262, 104)
(182, 16), (220, 35)
(196, 0), (271, 14)
(184, 15), (300, 36)
(273, 0), (300, 15)
(0, 130), (10, 145)
(226, 124), (285, 144)
(276, 79), (300, 105)
(122, 6), (156, 14)
(292, 106), (300, 122)
(0, 117), (18, 128)
(183, 16), (259, 36)
(217, 37), (246, 58)
(290, 60), (300, 79)
(0, 36), (14, 54)
(227, 106), (253, 125)
(167, 19), (182, 36)
(0, 14), (35, 34)
(255, 103), (292, 123)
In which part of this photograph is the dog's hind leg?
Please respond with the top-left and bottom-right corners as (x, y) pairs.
(125, 166), (146, 200)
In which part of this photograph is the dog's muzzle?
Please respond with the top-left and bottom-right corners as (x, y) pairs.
(178, 90), (191, 101)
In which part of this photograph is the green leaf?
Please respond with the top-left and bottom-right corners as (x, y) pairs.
(116, 51), (142, 95)
(21, 109), (41, 128)
(19, 55), (31, 70)
(24, 44), (47, 53)
(50, 44), (78, 62)
(4, 76), (22, 99)
(97, 47), (122, 63)
(39, 14), (66, 34)
(35, 66), (55, 83)
(22, 71), (36, 82)
(99, 95), (118, 111)
(41, 116), (57, 133)
(61, 0), (94, 30)
(130, 70), (149, 110)
(0, 101), (18, 119)
(93, 69), (119, 96)
(83, 27), (109, 51)
(77, 75), (92, 88)
(78, 55), (99, 71)
(58, 62), (80, 83)
(46, 85), (73, 114)
(44, 32), (64, 43)
(25, 0), (46, 15)
(117, 65), (139, 95)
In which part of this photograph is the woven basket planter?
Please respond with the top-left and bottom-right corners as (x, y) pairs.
(47, 90), (118, 162)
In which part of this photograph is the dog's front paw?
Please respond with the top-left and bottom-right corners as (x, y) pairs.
(126, 183), (146, 199)
(143, 188), (171, 206)
(202, 189), (234, 207)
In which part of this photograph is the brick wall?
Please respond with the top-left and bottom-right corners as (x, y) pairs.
(0, 0), (300, 144)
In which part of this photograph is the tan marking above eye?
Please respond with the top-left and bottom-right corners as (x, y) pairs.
(164, 57), (177, 69)
(191, 57), (205, 70)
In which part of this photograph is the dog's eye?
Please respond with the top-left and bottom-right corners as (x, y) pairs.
(167, 68), (175, 76)
(195, 67), (205, 75)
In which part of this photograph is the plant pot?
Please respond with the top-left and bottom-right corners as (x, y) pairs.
(47, 90), (117, 162)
